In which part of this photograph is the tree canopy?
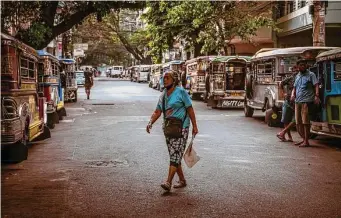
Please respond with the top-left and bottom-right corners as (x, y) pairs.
(72, 10), (151, 65)
(143, 1), (276, 62)
(1, 1), (145, 49)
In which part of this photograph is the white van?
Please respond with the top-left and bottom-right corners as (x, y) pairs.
(136, 65), (151, 83)
(111, 66), (123, 78)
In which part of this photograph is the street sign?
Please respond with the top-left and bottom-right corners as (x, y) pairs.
(73, 48), (84, 57)
(73, 43), (88, 51)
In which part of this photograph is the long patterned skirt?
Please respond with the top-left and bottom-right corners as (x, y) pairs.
(165, 128), (189, 167)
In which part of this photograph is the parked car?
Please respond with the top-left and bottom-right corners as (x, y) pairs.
(111, 66), (123, 78)
(76, 71), (85, 86)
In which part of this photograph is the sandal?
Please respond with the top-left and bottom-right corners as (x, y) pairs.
(294, 141), (304, 146)
(161, 181), (171, 192)
(276, 134), (287, 142)
(173, 180), (187, 189)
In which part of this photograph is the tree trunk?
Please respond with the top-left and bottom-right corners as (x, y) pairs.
(194, 42), (204, 57)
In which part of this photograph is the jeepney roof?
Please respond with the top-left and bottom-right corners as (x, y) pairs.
(138, 65), (151, 68)
(316, 48), (341, 62)
(1, 32), (39, 61)
(59, 58), (76, 64)
(252, 47), (338, 61)
(163, 60), (185, 67)
(185, 56), (217, 65)
(211, 55), (251, 63)
(37, 50), (59, 63)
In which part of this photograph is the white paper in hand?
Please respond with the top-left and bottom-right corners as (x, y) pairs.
(184, 136), (200, 168)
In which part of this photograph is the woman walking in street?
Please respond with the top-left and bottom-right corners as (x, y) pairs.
(84, 67), (94, 100)
(146, 70), (198, 192)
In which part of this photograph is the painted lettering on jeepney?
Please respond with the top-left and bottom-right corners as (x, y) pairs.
(28, 96), (39, 122)
(21, 83), (36, 90)
(221, 100), (244, 107)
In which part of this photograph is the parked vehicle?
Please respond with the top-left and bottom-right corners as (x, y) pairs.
(185, 56), (216, 99)
(161, 60), (185, 92)
(106, 68), (112, 77)
(245, 47), (337, 127)
(130, 66), (138, 82)
(150, 64), (162, 89)
(1, 33), (51, 162)
(136, 65), (151, 83)
(310, 48), (341, 138)
(76, 71), (85, 86)
(110, 66), (124, 78)
(59, 58), (78, 102)
(37, 50), (64, 129)
(206, 56), (251, 108)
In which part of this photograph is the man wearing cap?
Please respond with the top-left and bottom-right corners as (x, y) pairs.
(290, 60), (320, 147)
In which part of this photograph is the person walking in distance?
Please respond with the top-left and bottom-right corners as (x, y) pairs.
(146, 70), (199, 192)
(276, 66), (299, 142)
(290, 60), (320, 147)
(84, 67), (94, 100)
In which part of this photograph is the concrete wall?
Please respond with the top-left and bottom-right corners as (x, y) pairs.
(277, 1), (341, 37)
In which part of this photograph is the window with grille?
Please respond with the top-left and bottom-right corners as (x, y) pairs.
(20, 57), (36, 79)
(334, 61), (341, 80)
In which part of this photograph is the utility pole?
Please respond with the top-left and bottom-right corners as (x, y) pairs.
(312, 0), (326, 46)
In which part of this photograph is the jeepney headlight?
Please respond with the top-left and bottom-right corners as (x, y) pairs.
(1, 123), (10, 131)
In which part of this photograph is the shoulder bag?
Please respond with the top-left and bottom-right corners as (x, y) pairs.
(162, 92), (187, 138)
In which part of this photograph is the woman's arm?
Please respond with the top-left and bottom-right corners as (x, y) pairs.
(187, 106), (198, 136)
(146, 109), (162, 133)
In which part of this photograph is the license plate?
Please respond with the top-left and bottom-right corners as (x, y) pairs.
(221, 100), (244, 107)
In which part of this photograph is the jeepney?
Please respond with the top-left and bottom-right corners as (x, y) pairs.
(150, 64), (162, 89)
(311, 48), (341, 138)
(59, 58), (78, 102)
(161, 60), (185, 92)
(245, 47), (337, 127)
(130, 66), (138, 82)
(206, 56), (251, 108)
(37, 50), (64, 129)
(136, 65), (151, 83)
(1, 33), (51, 161)
(185, 56), (216, 99)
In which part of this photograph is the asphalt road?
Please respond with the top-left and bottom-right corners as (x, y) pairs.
(2, 77), (341, 218)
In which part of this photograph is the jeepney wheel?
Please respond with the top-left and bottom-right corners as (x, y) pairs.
(73, 92), (78, 102)
(245, 74), (253, 99)
(265, 108), (281, 127)
(22, 123), (29, 147)
(244, 99), (254, 117)
(53, 111), (59, 124)
(47, 118), (55, 129)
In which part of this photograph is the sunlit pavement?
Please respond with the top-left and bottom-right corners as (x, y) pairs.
(2, 79), (341, 217)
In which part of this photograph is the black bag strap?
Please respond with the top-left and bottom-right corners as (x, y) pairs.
(162, 91), (166, 119)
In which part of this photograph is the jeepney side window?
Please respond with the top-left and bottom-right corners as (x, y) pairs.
(334, 60), (341, 80)
(28, 61), (35, 78)
(38, 62), (44, 75)
(256, 59), (273, 82)
(325, 62), (331, 92)
(20, 58), (29, 78)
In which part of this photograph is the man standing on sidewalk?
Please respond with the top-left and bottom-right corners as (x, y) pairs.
(276, 66), (298, 142)
(290, 60), (320, 147)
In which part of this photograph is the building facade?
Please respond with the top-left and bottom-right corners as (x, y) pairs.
(275, 0), (341, 47)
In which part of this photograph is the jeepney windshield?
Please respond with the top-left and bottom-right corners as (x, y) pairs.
(62, 64), (75, 72)
(140, 67), (151, 72)
(170, 64), (181, 71)
(226, 62), (247, 90)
